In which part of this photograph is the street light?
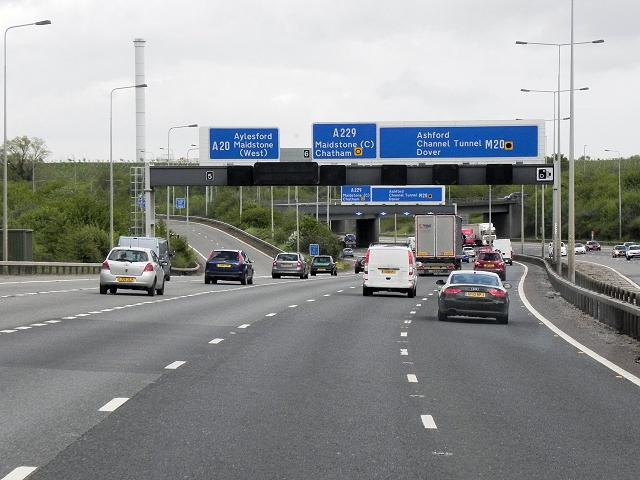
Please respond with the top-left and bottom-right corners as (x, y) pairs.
(3, 19), (51, 264)
(605, 149), (621, 240)
(520, 86), (587, 268)
(186, 144), (198, 161)
(517, 36), (603, 280)
(110, 83), (147, 248)
(165, 124), (197, 243)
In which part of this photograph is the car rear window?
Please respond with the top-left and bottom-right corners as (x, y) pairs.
(479, 252), (501, 261)
(314, 256), (331, 263)
(367, 249), (412, 267)
(210, 251), (239, 261)
(109, 250), (148, 262)
(277, 254), (299, 262)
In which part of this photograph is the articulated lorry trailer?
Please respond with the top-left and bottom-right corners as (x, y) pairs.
(414, 214), (463, 275)
(461, 222), (496, 246)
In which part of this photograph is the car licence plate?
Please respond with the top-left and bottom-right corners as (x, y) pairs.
(218, 264), (231, 268)
(317, 268), (326, 271)
(381, 269), (396, 274)
(117, 277), (135, 283)
(282, 263), (293, 267)
(484, 264), (494, 268)
(465, 292), (486, 298)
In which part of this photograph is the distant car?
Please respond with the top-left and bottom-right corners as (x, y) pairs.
(341, 248), (354, 258)
(272, 252), (309, 279)
(624, 242), (636, 249)
(435, 271), (510, 324)
(548, 242), (568, 257)
(585, 240), (601, 251)
(574, 243), (587, 254)
(354, 256), (366, 274)
(310, 255), (337, 276)
(343, 234), (356, 247)
(503, 192), (525, 200)
(462, 252), (470, 263)
(625, 244), (640, 260)
(100, 247), (165, 296)
(612, 245), (627, 258)
(204, 249), (254, 285)
(474, 250), (506, 281)
(462, 246), (476, 258)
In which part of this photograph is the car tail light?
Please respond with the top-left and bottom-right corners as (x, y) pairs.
(238, 252), (243, 265)
(297, 261), (303, 268)
(329, 263), (334, 267)
(407, 250), (414, 275)
(474, 261), (481, 268)
(489, 289), (507, 298)
(101, 261), (110, 270)
(364, 250), (370, 274)
(443, 287), (462, 295)
(143, 263), (155, 272)
(273, 261), (277, 267)
(311, 262), (315, 267)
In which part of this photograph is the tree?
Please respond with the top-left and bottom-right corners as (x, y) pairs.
(2, 136), (51, 182)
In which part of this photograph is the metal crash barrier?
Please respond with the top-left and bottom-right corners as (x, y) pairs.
(516, 254), (640, 340)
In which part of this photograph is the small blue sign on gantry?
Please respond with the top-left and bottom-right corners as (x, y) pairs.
(341, 185), (372, 204)
(175, 198), (185, 209)
(370, 186), (445, 205)
(313, 123), (377, 160)
(379, 124), (539, 159)
(208, 127), (279, 160)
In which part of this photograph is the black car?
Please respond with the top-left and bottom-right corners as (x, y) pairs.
(436, 271), (510, 324)
(354, 256), (365, 274)
(205, 249), (255, 285)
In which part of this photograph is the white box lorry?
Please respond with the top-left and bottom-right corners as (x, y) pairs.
(414, 214), (462, 276)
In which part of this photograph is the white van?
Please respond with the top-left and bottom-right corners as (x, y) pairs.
(362, 244), (417, 298)
(492, 239), (513, 265)
(118, 236), (173, 281)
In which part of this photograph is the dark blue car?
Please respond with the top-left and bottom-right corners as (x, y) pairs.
(205, 249), (255, 285)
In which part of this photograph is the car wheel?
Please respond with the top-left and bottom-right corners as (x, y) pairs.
(333, 269), (337, 276)
(248, 272), (254, 284)
(165, 275), (171, 282)
(363, 286), (372, 296)
(109, 287), (117, 294)
(497, 315), (509, 325)
(240, 272), (247, 285)
(147, 281), (156, 296)
(304, 273), (309, 279)
(212, 278), (218, 284)
(311, 272), (316, 276)
(204, 276), (211, 285)
(437, 310), (447, 322)
(500, 273), (506, 281)
(157, 280), (165, 295)
(99, 284), (107, 294)
(407, 288), (415, 298)
(299, 274), (305, 279)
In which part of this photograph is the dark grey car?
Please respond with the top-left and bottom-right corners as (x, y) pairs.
(271, 252), (309, 279)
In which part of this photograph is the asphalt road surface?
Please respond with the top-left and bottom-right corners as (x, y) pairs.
(1, 224), (640, 479)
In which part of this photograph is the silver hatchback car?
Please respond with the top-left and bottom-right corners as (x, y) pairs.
(100, 247), (166, 296)
(271, 252), (309, 279)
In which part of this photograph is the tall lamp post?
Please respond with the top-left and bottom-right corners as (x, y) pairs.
(110, 83), (147, 248)
(517, 36), (603, 280)
(165, 124), (197, 243)
(3, 19), (51, 265)
(605, 149), (621, 240)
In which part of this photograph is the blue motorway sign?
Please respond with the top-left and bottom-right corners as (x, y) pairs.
(379, 125), (539, 159)
(208, 127), (279, 160)
(371, 186), (445, 204)
(313, 123), (376, 160)
(309, 244), (319, 256)
(341, 185), (372, 203)
(175, 198), (185, 209)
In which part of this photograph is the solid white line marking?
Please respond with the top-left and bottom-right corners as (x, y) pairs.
(421, 415), (437, 429)
(99, 397), (129, 412)
(1, 466), (38, 480)
(165, 361), (186, 370)
(238, 324), (250, 329)
(407, 374), (418, 383)
(401, 332), (408, 337)
(209, 338), (224, 344)
(517, 262), (640, 387)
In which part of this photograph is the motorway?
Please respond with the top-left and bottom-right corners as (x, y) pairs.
(1, 222), (640, 479)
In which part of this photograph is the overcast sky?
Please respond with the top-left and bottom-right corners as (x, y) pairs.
(2, 0), (639, 163)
